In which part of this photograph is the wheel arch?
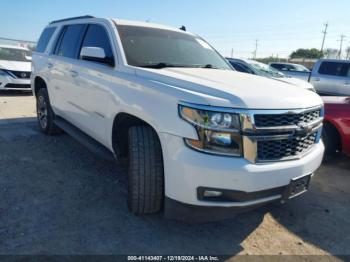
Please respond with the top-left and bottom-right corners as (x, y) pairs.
(323, 119), (342, 152)
(111, 112), (162, 158)
(34, 76), (47, 96)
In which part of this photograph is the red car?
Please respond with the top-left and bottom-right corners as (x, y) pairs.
(322, 96), (350, 156)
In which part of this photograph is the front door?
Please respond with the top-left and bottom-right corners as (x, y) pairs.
(67, 23), (117, 145)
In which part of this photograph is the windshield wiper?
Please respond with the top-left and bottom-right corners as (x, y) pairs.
(139, 63), (223, 69)
(198, 64), (220, 69)
(139, 63), (190, 69)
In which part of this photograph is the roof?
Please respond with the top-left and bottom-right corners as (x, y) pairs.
(112, 19), (195, 35)
(0, 44), (30, 51)
(45, 16), (194, 36)
(317, 59), (350, 63)
(49, 15), (94, 24)
(269, 62), (299, 65)
(227, 58), (258, 65)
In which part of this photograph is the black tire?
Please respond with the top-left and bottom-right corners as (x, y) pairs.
(322, 123), (340, 156)
(36, 88), (62, 135)
(127, 126), (164, 214)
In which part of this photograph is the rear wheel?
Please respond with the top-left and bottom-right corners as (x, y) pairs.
(36, 88), (62, 135)
(127, 126), (164, 214)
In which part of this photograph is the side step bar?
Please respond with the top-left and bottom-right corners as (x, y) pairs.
(54, 117), (116, 162)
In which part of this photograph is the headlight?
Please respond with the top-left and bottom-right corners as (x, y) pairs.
(179, 103), (242, 156)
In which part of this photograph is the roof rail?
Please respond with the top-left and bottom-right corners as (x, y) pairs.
(49, 15), (95, 25)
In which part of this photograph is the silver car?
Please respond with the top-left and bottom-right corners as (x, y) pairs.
(270, 62), (311, 81)
(310, 59), (350, 96)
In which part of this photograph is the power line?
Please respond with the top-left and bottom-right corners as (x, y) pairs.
(337, 34), (346, 59)
(321, 22), (329, 52)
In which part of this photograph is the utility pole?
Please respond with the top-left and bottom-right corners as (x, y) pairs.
(231, 48), (234, 58)
(320, 22), (328, 53)
(337, 34), (346, 59)
(253, 39), (259, 59)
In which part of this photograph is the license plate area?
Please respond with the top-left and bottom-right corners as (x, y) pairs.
(283, 175), (311, 200)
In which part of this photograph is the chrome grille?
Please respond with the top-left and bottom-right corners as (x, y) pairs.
(255, 109), (320, 127)
(257, 132), (317, 161)
(5, 70), (31, 79)
(241, 106), (323, 163)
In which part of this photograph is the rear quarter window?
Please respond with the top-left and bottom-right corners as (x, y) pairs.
(36, 27), (56, 53)
(318, 62), (350, 77)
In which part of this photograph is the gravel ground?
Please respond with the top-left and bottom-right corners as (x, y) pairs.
(0, 93), (349, 259)
(0, 91), (35, 123)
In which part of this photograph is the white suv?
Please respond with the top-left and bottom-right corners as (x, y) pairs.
(0, 45), (32, 91)
(31, 16), (325, 222)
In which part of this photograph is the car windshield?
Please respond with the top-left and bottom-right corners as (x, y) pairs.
(117, 25), (231, 70)
(0, 47), (32, 62)
(248, 61), (284, 78)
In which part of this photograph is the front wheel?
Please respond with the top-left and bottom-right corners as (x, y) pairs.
(322, 123), (341, 162)
(127, 126), (164, 214)
(36, 88), (62, 135)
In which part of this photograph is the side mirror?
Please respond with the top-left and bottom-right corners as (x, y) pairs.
(80, 47), (114, 66)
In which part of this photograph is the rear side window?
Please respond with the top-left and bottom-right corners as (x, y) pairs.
(36, 27), (56, 53)
(55, 24), (87, 59)
(318, 62), (350, 77)
(80, 24), (114, 60)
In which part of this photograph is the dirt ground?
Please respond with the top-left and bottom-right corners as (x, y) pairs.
(0, 92), (349, 259)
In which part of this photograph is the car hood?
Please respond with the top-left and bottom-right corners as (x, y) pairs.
(137, 68), (323, 109)
(322, 96), (350, 105)
(0, 60), (31, 72)
(272, 76), (314, 90)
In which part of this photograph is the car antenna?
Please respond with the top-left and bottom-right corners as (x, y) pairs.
(180, 25), (186, 31)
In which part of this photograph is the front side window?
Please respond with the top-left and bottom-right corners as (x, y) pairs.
(80, 24), (114, 62)
(0, 47), (32, 62)
(117, 25), (231, 70)
(55, 24), (87, 59)
(36, 27), (56, 53)
(229, 62), (248, 73)
(319, 62), (350, 77)
(271, 64), (286, 70)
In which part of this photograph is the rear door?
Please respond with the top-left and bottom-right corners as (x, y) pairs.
(311, 61), (350, 95)
(48, 24), (87, 118)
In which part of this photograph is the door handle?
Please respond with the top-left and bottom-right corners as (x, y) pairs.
(70, 70), (79, 77)
(47, 63), (53, 69)
(313, 77), (320, 82)
(345, 81), (350, 86)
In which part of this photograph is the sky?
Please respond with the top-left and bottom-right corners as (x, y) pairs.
(1, 0), (349, 58)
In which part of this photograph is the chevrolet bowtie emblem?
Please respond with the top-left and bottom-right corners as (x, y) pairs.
(296, 123), (311, 136)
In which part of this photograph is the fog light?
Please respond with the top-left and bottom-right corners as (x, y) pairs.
(203, 190), (223, 197)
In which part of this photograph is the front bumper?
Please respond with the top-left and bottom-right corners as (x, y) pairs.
(159, 133), (324, 221)
(0, 75), (31, 90)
